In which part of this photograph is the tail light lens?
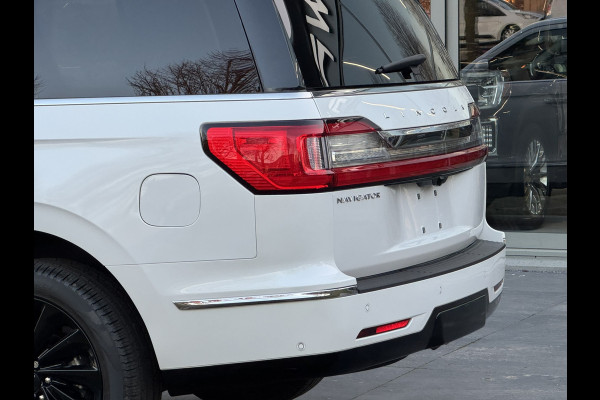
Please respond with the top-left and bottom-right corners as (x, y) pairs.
(203, 104), (486, 192)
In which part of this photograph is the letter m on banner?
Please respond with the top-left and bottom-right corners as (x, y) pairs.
(302, 0), (340, 86)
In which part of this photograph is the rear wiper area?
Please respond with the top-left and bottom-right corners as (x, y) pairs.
(375, 54), (426, 80)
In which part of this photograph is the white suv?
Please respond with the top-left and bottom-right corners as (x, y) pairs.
(34, 1), (506, 399)
(460, 0), (543, 43)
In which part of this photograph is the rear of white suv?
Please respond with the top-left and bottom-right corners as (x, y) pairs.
(34, 1), (505, 399)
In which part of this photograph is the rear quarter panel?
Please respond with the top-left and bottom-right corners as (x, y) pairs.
(34, 94), (319, 266)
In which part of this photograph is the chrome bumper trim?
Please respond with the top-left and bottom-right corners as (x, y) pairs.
(173, 286), (358, 310)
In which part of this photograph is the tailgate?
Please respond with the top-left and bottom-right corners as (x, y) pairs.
(311, 84), (487, 278)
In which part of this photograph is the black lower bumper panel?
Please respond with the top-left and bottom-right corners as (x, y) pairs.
(163, 289), (501, 395)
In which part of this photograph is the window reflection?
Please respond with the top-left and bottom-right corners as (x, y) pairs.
(460, 0), (544, 68)
(33, 0), (260, 99)
(34, 75), (44, 98)
(460, 0), (566, 233)
(369, 0), (443, 82)
(127, 50), (260, 96)
(284, 0), (457, 89)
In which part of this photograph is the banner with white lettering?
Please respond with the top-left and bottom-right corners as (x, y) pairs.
(283, 0), (340, 87)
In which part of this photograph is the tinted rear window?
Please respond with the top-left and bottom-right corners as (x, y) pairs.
(34, 0), (261, 99)
(279, 0), (458, 89)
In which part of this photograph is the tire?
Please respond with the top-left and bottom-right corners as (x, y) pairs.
(194, 377), (323, 400)
(515, 132), (550, 229)
(500, 25), (519, 41)
(34, 258), (162, 400)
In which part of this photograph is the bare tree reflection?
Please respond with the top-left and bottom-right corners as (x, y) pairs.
(373, 0), (435, 81)
(34, 75), (44, 98)
(127, 49), (260, 96)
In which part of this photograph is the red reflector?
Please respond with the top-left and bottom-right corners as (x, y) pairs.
(376, 319), (411, 334)
(357, 318), (411, 339)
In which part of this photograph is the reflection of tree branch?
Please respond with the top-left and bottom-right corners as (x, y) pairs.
(127, 49), (259, 96)
(34, 75), (44, 98)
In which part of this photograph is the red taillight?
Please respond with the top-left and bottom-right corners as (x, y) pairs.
(332, 146), (488, 187)
(205, 122), (332, 191)
(204, 108), (485, 192)
(357, 318), (411, 339)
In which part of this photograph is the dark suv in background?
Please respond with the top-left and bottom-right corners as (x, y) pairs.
(461, 17), (567, 229)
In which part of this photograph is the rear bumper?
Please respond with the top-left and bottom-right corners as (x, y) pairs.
(156, 240), (505, 395)
(165, 289), (500, 394)
(172, 240), (503, 310)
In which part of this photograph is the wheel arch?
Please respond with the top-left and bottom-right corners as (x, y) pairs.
(34, 206), (162, 381)
(497, 96), (559, 159)
(34, 202), (136, 265)
(513, 108), (559, 159)
(34, 230), (162, 380)
(35, 230), (108, 271)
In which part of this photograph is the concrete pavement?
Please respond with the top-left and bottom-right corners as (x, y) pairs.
(163, 266), (567, 400)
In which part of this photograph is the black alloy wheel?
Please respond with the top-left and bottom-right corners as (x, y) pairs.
(34, 258), (162, 400)
(523, 137), (548, 219)
(505, 133), (550, 230)
(34, 299), (102, 400)
(501, 24), (520, 41)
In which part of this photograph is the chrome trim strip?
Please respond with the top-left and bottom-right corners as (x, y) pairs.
(34, 81), (464, 105)
(34, 91), (313, 106)
(173, 286), (359, 310)
(310, 80), (463, 97)
(379, 119), (471, 138)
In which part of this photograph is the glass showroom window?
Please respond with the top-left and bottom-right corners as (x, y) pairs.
(456, 0), (567, 234)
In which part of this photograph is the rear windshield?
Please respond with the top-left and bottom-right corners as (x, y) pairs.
(279, 0), (458, 89)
